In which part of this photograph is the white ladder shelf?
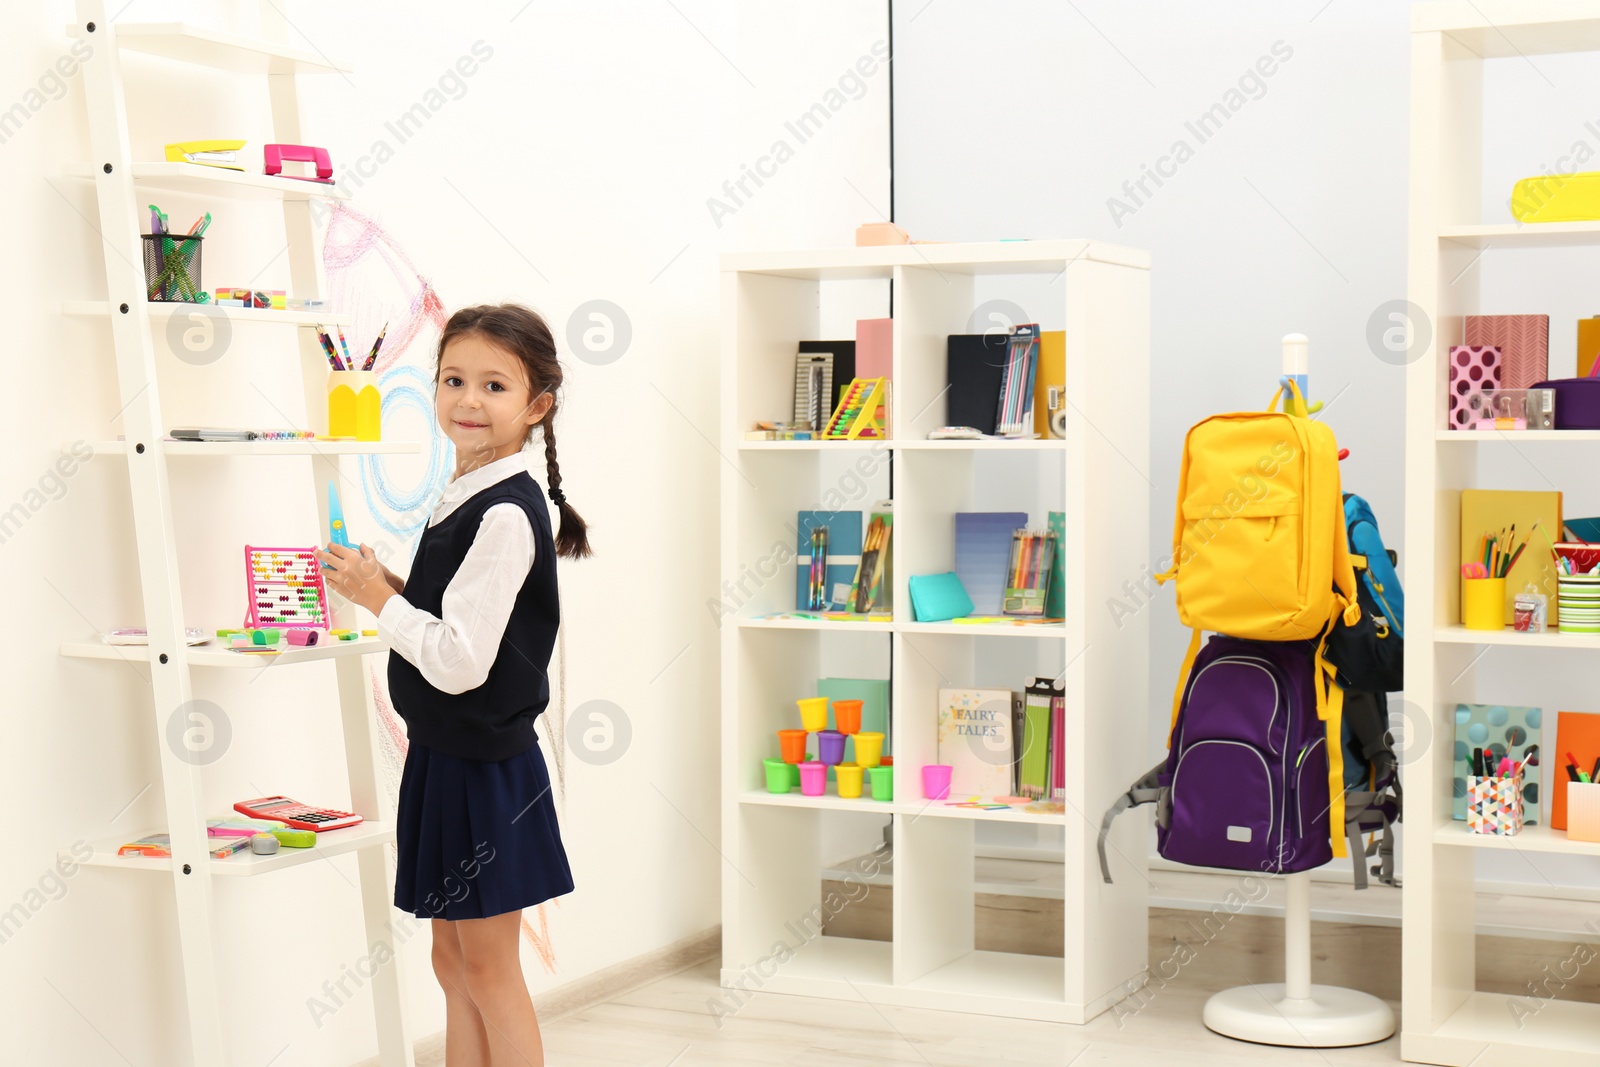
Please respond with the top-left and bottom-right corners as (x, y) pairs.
(66, 5), (414, 1065)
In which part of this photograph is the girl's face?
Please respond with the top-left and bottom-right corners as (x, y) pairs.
(436, 333), (552, 473)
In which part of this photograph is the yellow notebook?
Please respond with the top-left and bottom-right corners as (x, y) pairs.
(1459, 490), (1563, 625)
(1034, 330), (1065, 439)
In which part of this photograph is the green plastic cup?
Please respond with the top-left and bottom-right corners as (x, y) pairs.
(869, 765), (894, 802)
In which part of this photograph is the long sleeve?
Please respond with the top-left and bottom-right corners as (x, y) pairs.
(378, 504), (536, 695)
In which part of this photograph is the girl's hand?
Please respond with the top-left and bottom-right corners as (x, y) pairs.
(317, 542), (397, 617)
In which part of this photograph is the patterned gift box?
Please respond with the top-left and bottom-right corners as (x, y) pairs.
(1465, 314), (1549, 391)
(1447, 345), (1501, 430)
(1467, 773), (1525, 835)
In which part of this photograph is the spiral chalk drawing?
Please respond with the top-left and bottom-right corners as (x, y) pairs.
(325, 202), (565, 970)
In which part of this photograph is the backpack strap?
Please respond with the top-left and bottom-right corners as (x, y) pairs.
(1314, 642), (1351, 859)
(1098, 761), (1166, 883)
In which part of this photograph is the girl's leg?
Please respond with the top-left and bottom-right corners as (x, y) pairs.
(432, 919), (492, 1067)
(455, 911), (544, 1067)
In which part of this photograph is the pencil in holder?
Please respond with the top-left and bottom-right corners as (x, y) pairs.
(1466, 773), (1524, 835)
(141, 233), (204, 302)
(328, 371), (381, 441)
(1568, 782), (1600, 843)
(1461, 577), (1506, 631)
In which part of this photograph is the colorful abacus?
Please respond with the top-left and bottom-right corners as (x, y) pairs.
(822, 377), (888, 440)
(243, 546), (331, 631)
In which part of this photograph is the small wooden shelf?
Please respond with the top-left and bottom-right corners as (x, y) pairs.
(74, 821), (393, 878)
(897, 621), (1066, 639)
(63, 300), (353, 328)
(61, 636), (386, 667)
(737, 790), (890, 815)
(64, 162), (351, 202)
(1434, 625), (1600, 651)
(735, 617), (895, 633)
(94, 21), (353, 74)
(1437, 220), (1600, 248)
(893, 439), (1066, 451)
(900, 950), (1064, 1007)
(1432, 821), (1600, 858)
(88, 439), (420, 458)
(1436, 428), (1600, 442)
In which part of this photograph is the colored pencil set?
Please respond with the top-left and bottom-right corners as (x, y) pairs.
(1002, 528), (1056, 616)
(848, 515), (893, 613)
(317, 323), (387, 372)
(1477, 525), (1530, 579)
(806, 527), (829, 611)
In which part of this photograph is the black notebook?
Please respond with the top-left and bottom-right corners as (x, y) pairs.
(946, 334), (1010, 434)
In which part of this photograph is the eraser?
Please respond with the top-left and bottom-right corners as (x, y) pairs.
(286, 629), (319, 646)
(249, 833), (280, 855)
(269, 827), (316, 848)
(361, 629), (377, 637)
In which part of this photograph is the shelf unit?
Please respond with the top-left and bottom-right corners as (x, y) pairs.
(66, 8), (412, 1066)
(1405, 5), (1600, 1065)
(719, 241), (1150, 1024)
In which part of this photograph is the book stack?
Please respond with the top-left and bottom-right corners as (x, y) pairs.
(936, 676), (1064, 800)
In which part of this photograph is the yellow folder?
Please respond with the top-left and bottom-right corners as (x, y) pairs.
(1459, 489), (1563, 625)
(1034, 330), (1066, 439)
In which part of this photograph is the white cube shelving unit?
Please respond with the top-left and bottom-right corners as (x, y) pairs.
(1405, 4), (1600, 1064)
(718, 241), (1151, 1024)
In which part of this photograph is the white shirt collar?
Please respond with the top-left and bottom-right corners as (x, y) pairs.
(431, 451), (533, 526)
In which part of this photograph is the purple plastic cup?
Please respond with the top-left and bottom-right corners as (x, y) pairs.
(798, 761), (827, 796)
(817, 730), (846, 766)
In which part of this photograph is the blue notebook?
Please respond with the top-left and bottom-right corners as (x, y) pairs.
(796, 510), (862, 610)
(956, 512), (1028, 615)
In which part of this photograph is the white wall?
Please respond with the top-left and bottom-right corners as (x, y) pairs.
(891, 0), (1596, 891)
(0, 1), (887, 1064)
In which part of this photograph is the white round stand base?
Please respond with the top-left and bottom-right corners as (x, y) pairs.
(1203, 984), (1395, 1047)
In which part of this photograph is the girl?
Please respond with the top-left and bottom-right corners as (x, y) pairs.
(321, 304), (590, 1067)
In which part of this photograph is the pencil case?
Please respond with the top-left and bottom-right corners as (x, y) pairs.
(1530, 376), (1600, 429)
(1511, 171), (1600, 223)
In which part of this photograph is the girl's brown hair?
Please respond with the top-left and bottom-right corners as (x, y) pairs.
(437, 304), (592, 559)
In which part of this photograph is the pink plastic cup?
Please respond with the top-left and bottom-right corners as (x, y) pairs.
(921, 764), (953, 800)
(798, 761), (827, 796)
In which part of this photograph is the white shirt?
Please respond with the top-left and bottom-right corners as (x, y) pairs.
(378, 452), (538, 695)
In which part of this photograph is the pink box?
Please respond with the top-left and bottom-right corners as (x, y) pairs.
(1464, 314), (1549, 390)
(1447, 345), (1501, 430)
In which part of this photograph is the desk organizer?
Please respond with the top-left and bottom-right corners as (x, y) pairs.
(328, 370), (381, 441)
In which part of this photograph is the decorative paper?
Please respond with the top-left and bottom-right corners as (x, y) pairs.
(1464, 314), (1549, 391)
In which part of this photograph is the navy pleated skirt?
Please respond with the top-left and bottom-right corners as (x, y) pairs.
(394, 740), (574, 921)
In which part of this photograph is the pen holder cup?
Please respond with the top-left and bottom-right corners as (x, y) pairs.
(852, 731), (885, 769)
(777, 729), (807, 764)
(798, 761), (826, 797)
(796, 697), (829, 733)
(1467, 773), (1524, 835)
(141, 233), (203, 302)
(328, 371), (381, 441)
(831, 699), (863, 735)
(1569, 781), (1600, 843)
(1461, 577), (1506, 631)
(835, 763), (864, 798)
(921, 764), (953, 800)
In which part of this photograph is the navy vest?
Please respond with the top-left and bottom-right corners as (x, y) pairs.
(387, 471), (559, 761)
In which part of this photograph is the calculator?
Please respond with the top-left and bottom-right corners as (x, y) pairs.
(233, 796), (363, 832)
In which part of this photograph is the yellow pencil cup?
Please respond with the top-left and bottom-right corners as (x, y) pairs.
(328, 371), (381, 441)
(1462, 577), (1506, 631)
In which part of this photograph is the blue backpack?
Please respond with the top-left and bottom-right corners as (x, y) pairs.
(1346, 493), (1403, 637)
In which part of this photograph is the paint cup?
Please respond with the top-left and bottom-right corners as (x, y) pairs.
(778, 729), (807, 764)
(921, 764), (953, 800)
(869, 765), (894, 802)
(832, 699), (864, 735)
(817, 729), (846, 766)
(1462, 577), (1506, 631)
(853, 731), (884, 769)
(798, 761), (827, 797)
(836, 763), (864, 798)
(797, 696), (829, 733)
(764, 758), (793, 794)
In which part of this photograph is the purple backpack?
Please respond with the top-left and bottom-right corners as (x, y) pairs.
(1100, 635), (1333, 879)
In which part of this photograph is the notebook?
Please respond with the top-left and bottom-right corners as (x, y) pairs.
(856, 318), (893, 381)
(1034, 330), (1066, 439)
(946, 333), (1009, 434)
(1459, 490), (1563, 624)
(1553, 711), (1600, 831)
(956, 512), (1028, 615)
(1465, 315), (1549, 391)
(937, 688), (1016, 797)
(796, 511), (862, 610)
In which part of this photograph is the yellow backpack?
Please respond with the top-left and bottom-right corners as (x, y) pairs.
(1156, 381), (1362, 855)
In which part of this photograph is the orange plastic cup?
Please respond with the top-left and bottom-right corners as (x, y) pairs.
(832, 699), (863, 735)
(778, 729), (807, 764)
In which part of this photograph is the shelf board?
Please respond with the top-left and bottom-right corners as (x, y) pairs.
(721, 239), (1149, 280)
(1434, 624), (1600, 650)
(738, 790), (893, 814)
(899, 799), (1067, 826)
(1429, 991), (1600, 1059)
(1414, 3), (1600, 58)
(98, 21), (353, 74)
(736, 440), (889, 452)
(89, 439), (420, 457)
(61, 635), (386, 668)
(75, 821), (392, 878)
(736, 617), (895, 633)
(64, 162), (351, 202)
(897, 621), (1067, 639)
(63, 300), (352, 327)
(1437, 428), (1600, 442)
(894, 439), (1065, 451)
(1437, 220), (1600, 248)
(1432, 820), (1600, 858)
(901, 949), (1064, 1005)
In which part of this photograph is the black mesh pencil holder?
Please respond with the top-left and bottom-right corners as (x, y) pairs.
(141, 233), (204, 302)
